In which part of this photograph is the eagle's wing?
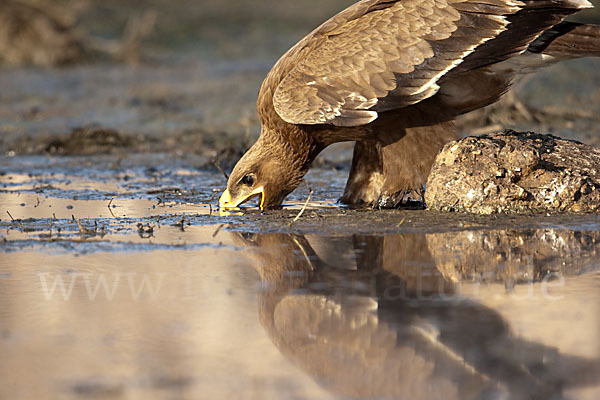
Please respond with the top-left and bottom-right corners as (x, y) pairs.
(271, 0), (584, 127)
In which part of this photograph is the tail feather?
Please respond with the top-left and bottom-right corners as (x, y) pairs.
(454, 4), (586, 73)
(529, 22), (600, 58)
(524, 0), (593, 10)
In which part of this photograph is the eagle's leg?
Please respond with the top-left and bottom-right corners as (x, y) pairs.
(341, 121), (457, 208)
(376, 122), (458, 209)
(339, 140), (384, 205)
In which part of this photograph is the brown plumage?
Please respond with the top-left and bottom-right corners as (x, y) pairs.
(219, 0), (600, 210)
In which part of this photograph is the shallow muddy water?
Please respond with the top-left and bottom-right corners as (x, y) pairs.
(1, 155), (600, 399)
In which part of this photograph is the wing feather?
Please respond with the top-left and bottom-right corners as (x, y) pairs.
(272, 0), (510, 126)
(267, 0), (586, 127)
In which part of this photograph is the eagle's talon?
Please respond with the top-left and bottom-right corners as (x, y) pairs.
(375, 189), (425, 209)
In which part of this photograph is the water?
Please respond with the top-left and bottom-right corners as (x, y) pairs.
(1, 155), (599, 399)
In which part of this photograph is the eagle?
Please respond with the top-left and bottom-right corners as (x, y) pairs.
(219, 0), (600, 210)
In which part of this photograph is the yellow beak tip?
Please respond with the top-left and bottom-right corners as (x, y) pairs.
(219, 189), (233, 209)
(218, 187), (265, 210)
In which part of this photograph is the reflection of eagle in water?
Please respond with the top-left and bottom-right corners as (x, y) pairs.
(232, 231), (600, 399)
(220, 0), (600, 209)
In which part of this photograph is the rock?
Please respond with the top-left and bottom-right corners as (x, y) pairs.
(425, 130), (600, 213)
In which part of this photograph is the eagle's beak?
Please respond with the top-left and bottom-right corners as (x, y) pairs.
(219, 187), (265, 210)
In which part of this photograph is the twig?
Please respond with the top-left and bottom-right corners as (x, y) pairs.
(292, 237), (316, 270)
(290, 190), (313, 224)
(137, 223), (154, 238)
(107, 196), (116, 217)
(173, 216), (186, 231)
(6, 210), (25, 230)
(77, 219), (96, 236)
(212, 224), (224, 238)
(211, 160), (229, 181)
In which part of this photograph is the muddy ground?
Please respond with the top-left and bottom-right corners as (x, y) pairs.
(2, 1), (600, 399)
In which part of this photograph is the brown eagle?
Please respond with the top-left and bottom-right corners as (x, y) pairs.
(219, 0), (600, 209)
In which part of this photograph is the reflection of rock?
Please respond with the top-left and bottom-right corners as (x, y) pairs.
(232, 231), (600, 400)
(428, 229), (600, 284)
(426, 131), (600, 213)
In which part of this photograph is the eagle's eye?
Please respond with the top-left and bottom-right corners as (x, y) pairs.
(240, 174), (255, 186)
